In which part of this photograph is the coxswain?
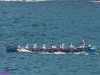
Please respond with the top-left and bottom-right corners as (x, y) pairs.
(81, 40), (85, 49)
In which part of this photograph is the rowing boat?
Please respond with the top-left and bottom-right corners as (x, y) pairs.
(6, 45), (97, 53)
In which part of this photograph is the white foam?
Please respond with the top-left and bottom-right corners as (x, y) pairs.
(53, 52), (66, 54)
(73, 51), (90, 55)
(73, 52), (81, 54)
(84, 53), (90, 55)
(95, 52), (99, 55)
(39, 52), (52, 54)
(17, 48), (32, 52)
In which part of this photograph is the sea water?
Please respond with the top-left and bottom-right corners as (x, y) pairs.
(0, 1), (100, 75)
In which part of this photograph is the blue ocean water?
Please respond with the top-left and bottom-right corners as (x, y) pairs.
(0, 1), (100, 75)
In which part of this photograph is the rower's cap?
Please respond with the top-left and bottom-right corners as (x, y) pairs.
(43, 44), (45, 46)
(70, 44), (72, 46)
(26, 44), (28, 46)
(62, 44), (64, 45)
(82, 40), (84, 42)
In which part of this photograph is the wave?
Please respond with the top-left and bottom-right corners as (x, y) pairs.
(17, 50), (99, 55)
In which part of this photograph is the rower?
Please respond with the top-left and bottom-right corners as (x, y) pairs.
(60, 45), (62, 48)
(60, 44), (65, 49)
(69, 44), (74, 48)
(68, 43), (77, 51)
(42, 44), (46, 50)
(81, 40), (85, 49)
(33, 44), (37, 49)
(51, 44), (56, 49)
(18, 44), (21, 49)
(25, 44), (30, 50)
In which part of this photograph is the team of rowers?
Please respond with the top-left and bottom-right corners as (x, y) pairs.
(17, 40), (85, 50)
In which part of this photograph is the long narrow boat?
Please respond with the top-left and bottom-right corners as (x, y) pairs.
(6, 45), (97, 53)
